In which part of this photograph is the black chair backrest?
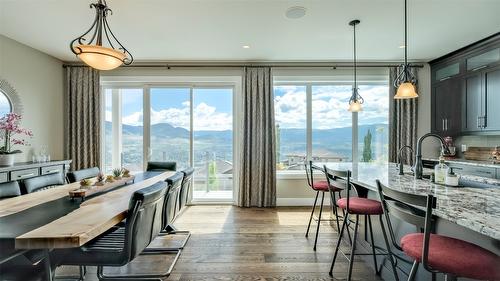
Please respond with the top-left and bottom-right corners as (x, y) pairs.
(124, 181), (167, 260)
(146, 161), (177, 172)
(376, 180), (437, 271)
(0, 181), (21, 200)
(67, 167), (100, 183)
(323, 166), (354, 206)
(162, 172), (184, 230)
(304, 161), (324, 188)
(23, 172), (65, 194)
(179, 167), (194, 211)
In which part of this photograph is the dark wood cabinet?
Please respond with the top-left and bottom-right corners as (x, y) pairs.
(432, 78), (462, 136)
(431, 33), (500, 136)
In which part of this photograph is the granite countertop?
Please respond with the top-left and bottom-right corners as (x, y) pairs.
(424, 157), (500, 168)
(323, 162), (500, 240)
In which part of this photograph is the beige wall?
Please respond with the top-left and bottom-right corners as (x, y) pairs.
(0, 35), (64, 162)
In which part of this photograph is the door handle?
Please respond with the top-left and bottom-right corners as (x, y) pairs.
(442, 119), (445, 131)
(446, 119), (449, 131)
(17, 173), (35, 179)
(482, 116), (487, 128)
(477, 116), (481, 128)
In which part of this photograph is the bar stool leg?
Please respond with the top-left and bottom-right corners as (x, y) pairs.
(305, 191), (319, 238)
(408, 260), (419, 281)
(329, 213), (348, 276)
(331, 191), (341, 233)
(367, 216), (379, 275)
(347, 215), (359, 281)
(313, 191), (325, 251)
(379, 215), (399, 281)
(445, 274), (457, 281)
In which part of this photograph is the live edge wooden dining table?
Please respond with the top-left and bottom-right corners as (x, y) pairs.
(0, 170), (174, 276)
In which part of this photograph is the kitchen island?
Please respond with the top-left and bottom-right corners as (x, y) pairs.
(323, 162), (500, 281)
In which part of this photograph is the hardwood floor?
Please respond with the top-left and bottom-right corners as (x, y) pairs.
(57, 206), (384, 281)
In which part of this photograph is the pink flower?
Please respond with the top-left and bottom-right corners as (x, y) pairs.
(0, 113), (32, 153)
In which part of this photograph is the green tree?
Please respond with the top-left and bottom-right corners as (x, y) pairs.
(208, 160), (218, 190)
(362, 129), (372, 162)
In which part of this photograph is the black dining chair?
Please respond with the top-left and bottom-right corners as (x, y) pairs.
(66, 167), (100, 183)
(54, 181), (181, 280)
(0, 181), (22, 200)
(22, 172), (65, 194)
(146, 161), (177, 172)
(150, 172), (191, 250)
(179, 167), (194, 212)
(376, 180), (500, 281)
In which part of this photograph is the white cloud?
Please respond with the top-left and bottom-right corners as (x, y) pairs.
(120, 102), (232, 131)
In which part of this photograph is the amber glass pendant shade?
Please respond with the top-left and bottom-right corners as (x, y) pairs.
(394, 82), (418, 99)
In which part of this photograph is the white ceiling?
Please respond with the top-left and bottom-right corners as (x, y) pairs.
(1, 0), (499, 63)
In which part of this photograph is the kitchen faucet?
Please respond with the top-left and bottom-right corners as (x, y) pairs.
(414, 133), (450, 179)
(398, 145), (414, 175)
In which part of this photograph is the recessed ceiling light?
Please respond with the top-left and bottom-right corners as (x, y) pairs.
(242, 45), (250, 49)
(286, 6), (307, 19)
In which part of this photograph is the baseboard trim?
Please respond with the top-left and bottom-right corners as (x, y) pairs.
(277, 198), (332, 207)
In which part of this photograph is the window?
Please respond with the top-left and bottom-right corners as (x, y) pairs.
(102, 82), (236, 202)
(274, 79), (389, 173)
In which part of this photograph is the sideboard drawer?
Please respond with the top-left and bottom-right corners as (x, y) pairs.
(11, 168), (39, 180)
(0, 172), (8, 183)
(41, 165), (64, 176)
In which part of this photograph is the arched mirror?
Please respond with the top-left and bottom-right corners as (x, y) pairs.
(0, 79), (23, 117)
(0, 90), (12, 117)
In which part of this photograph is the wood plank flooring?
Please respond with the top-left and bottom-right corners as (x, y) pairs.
(57, 206), (384, 281)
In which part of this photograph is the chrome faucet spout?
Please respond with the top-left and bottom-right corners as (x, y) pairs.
(414, 133), (449, 179)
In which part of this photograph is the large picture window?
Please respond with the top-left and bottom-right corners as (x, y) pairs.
(102, 79), (237, 202)
(274, 79), (389, 173)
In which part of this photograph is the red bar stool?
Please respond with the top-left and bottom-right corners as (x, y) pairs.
(328, 168), (398, 281)
(376, 180), (500, 281)
(304, 161), (343, 251)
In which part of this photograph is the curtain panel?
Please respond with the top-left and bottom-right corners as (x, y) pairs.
(388, 66), (419, 165)
(238, 67), (277, 208)
(64, 66), (101, 171)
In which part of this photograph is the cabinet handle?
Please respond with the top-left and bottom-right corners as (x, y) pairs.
(445, 119), (448, 131)
(45, 170), (59, 174)
(483, 116), (487, 128)
(472, 65), (488, 72)
(477, 116), (480, 128)
(439, 76), (452, 82)
(442, 119), (445, 131)
(17, 173), (35, 179)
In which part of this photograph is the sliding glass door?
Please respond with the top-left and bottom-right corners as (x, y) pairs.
(103, 85), (235, 202)
(192, 88), (233, 201)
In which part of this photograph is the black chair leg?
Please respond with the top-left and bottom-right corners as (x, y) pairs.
(347, 215), (359, 281)
(379, 215), (399, 281)
(306, 191), (319, 238)
(313, 191), (325, 251)
(331, 191), (341, 233)
(329, 213), (348, 276)
(367, 216), (379, 275)
(408, 260), (419, 281)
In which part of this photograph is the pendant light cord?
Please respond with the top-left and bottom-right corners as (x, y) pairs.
(353, 22), (357, 90)
(404, 0), (408, 81)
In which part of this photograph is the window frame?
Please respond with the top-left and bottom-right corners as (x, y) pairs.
(100, 75), (242, 204)
(273, 75), (389, 178)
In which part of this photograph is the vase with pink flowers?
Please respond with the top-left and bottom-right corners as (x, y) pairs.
(0, 113), (33, 166)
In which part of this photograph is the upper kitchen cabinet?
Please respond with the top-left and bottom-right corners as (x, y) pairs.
(431, 33), (500, 136)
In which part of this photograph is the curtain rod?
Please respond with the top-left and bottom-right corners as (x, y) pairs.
(63, 62), (425, 69)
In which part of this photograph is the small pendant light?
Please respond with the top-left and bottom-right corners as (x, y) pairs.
(70, 0), (133, 70)
(348, 19), (364, 112)
(393, 0), (418, 99)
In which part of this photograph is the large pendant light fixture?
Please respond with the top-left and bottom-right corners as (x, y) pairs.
(348, 19), (363, 112)
(393, 0), (418, 99)
(70, 0), (133, 70)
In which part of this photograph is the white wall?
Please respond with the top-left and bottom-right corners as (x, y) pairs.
(0, 35), (64, 162)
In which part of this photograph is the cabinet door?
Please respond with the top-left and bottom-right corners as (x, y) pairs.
(467, 48), (500, 72)
(433, 79), (461, 136)
(463, 74), (483, 132)
(484, 67), (500, 130)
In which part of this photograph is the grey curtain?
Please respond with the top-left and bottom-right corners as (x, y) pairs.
(64, 66), (101, 171)
(238, 67), (276, 208)
(389, 66), (419, 165)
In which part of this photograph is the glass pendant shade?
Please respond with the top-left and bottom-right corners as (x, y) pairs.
(395, 82), (418, 99)
(348, 100), (363, 112)
(74, 45), (126, 71)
